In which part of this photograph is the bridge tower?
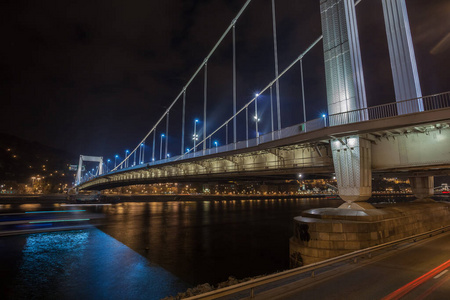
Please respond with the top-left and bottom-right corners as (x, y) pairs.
(381, 0), (422, 112)
(381, 0), (433, 200)
(320, 0), (372, 209)
(75, 155), (104, 187)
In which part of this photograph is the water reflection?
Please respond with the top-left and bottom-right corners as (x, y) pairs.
(1, 229), (189, 300)
(98, 197), (343, 286)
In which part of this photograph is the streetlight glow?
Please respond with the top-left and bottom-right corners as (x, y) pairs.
(193, 119), (199, 153)
(160, 134), (165, 160)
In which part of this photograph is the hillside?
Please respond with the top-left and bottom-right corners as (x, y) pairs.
(0, 133), (77, 186)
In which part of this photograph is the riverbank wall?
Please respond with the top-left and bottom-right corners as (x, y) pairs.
(289, 201), (450, 267)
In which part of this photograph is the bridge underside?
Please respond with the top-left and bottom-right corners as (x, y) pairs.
(78, 108), (450, 191)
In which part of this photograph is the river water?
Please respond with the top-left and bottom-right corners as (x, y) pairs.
(0, 196), (414, 299)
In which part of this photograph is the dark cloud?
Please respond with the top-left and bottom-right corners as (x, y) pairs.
(1, 0), (448, 162)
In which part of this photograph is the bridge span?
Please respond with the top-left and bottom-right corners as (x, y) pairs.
(76, 0), (449, 210)
(78, 92), (450, 191)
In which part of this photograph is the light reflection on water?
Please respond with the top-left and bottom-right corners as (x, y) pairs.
(0, 197), (357, 298)
(1, 229), (189, 300)
(97, 198), (344, 286)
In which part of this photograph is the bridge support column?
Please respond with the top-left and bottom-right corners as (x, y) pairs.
(381, 0), (422, 113)
(319, 0), (367, 123)
(331, 136), (373, 209)
(409, 176), (434, 201)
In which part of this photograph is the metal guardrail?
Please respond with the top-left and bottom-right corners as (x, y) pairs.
(186, 225), (450, 300)
(79, 91), (450, 185)
(328, 91), (450, 126)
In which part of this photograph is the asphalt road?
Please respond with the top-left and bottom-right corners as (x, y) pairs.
(257, 231), (450, 300)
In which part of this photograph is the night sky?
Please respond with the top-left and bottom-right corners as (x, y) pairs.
(1, 0), (449, 162)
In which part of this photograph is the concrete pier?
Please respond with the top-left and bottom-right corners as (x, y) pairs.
(290, 202), (450, 266)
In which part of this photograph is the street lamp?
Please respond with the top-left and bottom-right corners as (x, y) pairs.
(214, 141), (218, 153)
(142, 143), (145, 163)
(160, 134), (165, 160)
(114, 154), (119, 168)
(322, 114), (327, 127)
(254, 93), (260, 142)
(139, 143), (145, 164)
(193, 119), (199, 153)
(125, 150), (129, 168)
(107, 159), (111, 173)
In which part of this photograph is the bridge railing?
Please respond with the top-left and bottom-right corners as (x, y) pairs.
(328, 91), (450, 126)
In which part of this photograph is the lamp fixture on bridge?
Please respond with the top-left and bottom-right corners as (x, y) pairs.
(114, 154), (119, 168)
(193, 119), (199, 153)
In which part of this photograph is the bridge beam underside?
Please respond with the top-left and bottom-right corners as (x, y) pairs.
(78, 146), (333, 190)
(320, 0), (367, 124)
(331, 136), (373, 209)
(381, 0), (423, 113)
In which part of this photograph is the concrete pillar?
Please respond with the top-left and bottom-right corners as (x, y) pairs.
(409, 176), (434, 200)
(320, 0), (367, 125)
(76, 155), (83, 185)
(331, 136), (374, 209)
(98, 157), (104, 175)
(381, 0), (423, 114)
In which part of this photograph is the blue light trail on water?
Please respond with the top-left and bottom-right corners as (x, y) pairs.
(29, 219), (90, 224)
(25, 210), (86, 214)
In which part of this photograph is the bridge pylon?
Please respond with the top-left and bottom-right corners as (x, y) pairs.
(75, 155), (104, 186)
(381, 0), (423, 113)
(320, 0), (372, 209)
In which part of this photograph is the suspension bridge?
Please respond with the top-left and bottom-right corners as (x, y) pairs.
(75, 0), (450, 210)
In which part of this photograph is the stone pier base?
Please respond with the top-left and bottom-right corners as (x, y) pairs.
(290, 202), (450, 267)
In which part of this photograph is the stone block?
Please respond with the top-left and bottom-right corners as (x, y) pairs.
(344, 241), (361, 250)
(316, 223), (332, 232)
(370, 232), (378, 240)
(329, 233), (346, 241)
(318, 232), (330, 240)
(333, 241), (346, 249)
(317, 240), (333, 249)
(332, 223), (343, 232)
(345, 232), (358, 241)
(357, 232), (370, 241)
(342, 223), (359, 232)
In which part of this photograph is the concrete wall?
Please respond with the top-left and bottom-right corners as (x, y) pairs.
(290, 202), (450, 266)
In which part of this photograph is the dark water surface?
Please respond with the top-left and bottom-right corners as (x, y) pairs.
(1, 197), (345, 299)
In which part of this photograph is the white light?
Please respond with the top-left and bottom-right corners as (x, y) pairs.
(255, 93), (259, 97)
(298, 174), (302, 178)
(347, 138), (357, 147)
